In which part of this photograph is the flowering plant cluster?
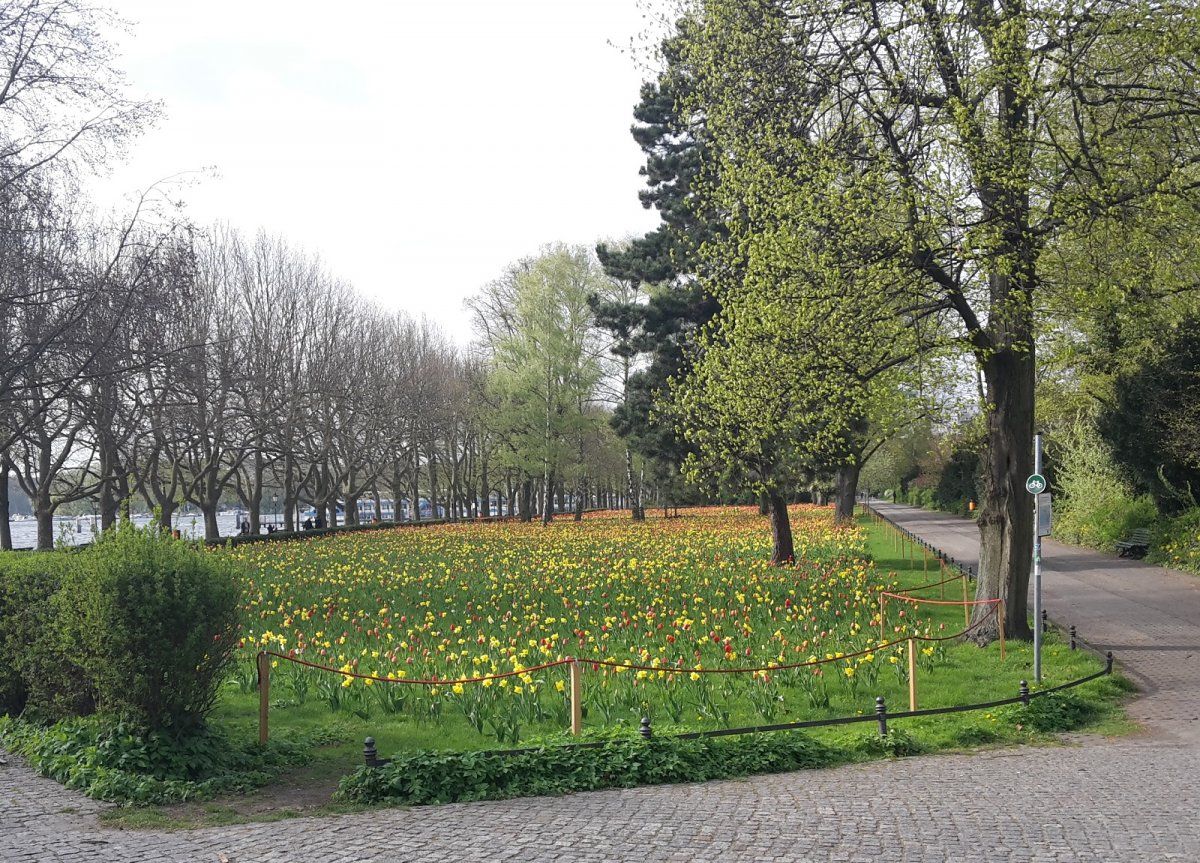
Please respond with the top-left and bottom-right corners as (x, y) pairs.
(226, 507), (936, 741)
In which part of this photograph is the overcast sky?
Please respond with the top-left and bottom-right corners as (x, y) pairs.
(95, 1), (664, 342)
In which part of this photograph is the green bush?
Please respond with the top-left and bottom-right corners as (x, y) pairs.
(1051, 415), (1157, 551)
(1097, 319), (1200, 515)
(0, 714), (323, 804)
(854, 727), (926, 758)
(0, 553), (91, 720)
(1001, 691), (1098, 733)
(1146, 507), (1200, 573)
(934, 445), (980, 513)
(336, 731), (842, 805)
(57, 525), (239, 730)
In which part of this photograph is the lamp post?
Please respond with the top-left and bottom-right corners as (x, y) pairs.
(272, 493), (279, 529)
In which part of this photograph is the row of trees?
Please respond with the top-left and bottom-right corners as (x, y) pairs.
(3, 219), (658, 549)
(0, 1), (650, 550)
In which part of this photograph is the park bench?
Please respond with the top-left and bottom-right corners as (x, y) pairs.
(1115, 528), (1151, 559)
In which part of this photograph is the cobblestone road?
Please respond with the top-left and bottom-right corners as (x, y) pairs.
(3, 504), (1198, 862)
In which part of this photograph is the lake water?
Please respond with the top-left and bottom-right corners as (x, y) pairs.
(6, 512), (273, 549)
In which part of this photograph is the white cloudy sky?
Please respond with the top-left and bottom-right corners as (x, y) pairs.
(95, 1), (664, 342)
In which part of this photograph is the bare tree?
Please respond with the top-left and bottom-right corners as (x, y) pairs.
(0, 0), (159, 192)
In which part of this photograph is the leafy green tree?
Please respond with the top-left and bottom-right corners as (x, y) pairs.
(691, 133), (948, 523)
(1052, 413), (1156, 548)
(670, 314), (831, 563)
(860, 422), (937, 499)
(683, 0), (1200, 641)
(481, 246), (608, 524)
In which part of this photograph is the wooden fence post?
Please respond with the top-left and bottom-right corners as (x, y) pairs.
(907, 638), (918, 711)
(257, 651), (270, 745)
(570, 660), (583, 735)
(879, 595), (886, 641)
(998, 601), (1006, 660)
(961, 574), (970, 628)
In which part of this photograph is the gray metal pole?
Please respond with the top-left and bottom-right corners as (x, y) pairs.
(1033, 432), (1043, 683)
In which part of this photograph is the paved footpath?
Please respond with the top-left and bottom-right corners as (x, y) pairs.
(3, 504), (1199, 863)
(871, 502), (1200, 742)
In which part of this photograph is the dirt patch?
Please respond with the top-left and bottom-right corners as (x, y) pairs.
(100, 762), (355, 831)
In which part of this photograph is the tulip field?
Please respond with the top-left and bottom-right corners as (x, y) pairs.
(213, 506), (1106, 754)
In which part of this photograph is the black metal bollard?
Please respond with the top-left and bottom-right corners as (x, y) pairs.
(363, 736), (379, 768)
(639, 716), (653, 739)
(1106, 651), (1114, 673)
(1069, 625), (1077, 650)
(875, 696), (888, 737)
(1019, 680), (1030, 706)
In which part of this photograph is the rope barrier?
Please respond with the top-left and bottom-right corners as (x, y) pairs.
(880, 592), (1002, 607)
(892, 572), (964, 593)
(918, 604), (1001, 642)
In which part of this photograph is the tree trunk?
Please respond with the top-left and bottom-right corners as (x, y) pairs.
(480, 458), (490, 518)
(767, 488), (794, 566)
(758, 492), (769, 516)
(427, 454), (438, 520)
(158, 500), (176, 533)
(972, 344), (1035, 642)
(834, 461), (861, 524)
(636, 467), (646, 521)
(283, 455), (297, 532)
(411, 454), (421, 522)
(0, 457), (11, 551)
(519, 477), (533, 523)
(98, 437), (120, 531)
(202, 502), (219, 542)
(249, 451), (264, 533)
(542, 469), (556, 525)
(36, 500), (54, 550)
(967, 13), (1036, 643)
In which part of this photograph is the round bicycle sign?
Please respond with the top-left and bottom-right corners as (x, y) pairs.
(1025, 474), (1047, 494)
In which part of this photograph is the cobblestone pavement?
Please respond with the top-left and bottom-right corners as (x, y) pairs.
(3, 504), (1199, 863)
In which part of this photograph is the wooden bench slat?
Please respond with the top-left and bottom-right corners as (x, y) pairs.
(1116, 528), (1151, 557)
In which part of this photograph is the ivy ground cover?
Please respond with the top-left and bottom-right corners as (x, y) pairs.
(212, 507), (1119, 758)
